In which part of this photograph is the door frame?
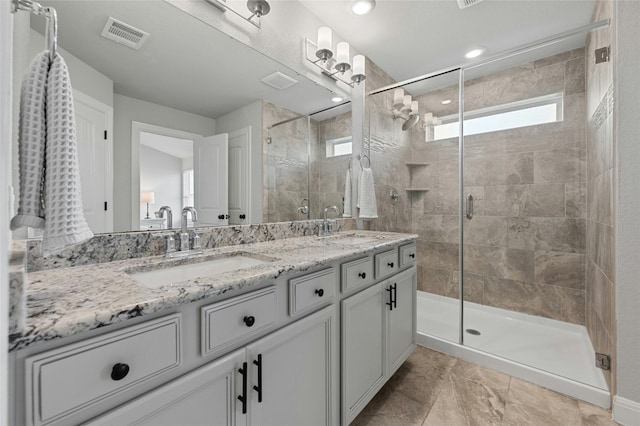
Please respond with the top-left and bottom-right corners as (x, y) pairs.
(130, 122), (201, 230)
(73, 89), (114, 233)
(228, 126), (252, 225)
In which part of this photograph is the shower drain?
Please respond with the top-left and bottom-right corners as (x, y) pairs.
(465, 328), (481, 336)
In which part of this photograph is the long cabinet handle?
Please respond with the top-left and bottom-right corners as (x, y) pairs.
(392, 283), (398, 309)
(238, 362), (248, 414)
(253, 354), (263, 403)
(386, 286), (393, 311)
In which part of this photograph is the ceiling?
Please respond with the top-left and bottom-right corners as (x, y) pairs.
(299, 0), (597, 84)
(31, 0), (598, 120)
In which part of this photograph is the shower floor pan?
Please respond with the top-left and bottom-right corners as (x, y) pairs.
(416, 291), (610, 408)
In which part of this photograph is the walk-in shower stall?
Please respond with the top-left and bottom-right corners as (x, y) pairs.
(365, 20), (612, 407)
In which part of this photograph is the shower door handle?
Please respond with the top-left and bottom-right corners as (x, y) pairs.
(465, 194), (474, 220)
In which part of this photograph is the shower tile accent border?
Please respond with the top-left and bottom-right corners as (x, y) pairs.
(25, 218), (357, 272)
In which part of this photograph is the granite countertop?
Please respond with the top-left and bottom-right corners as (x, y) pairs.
(10, 231), (417, 352)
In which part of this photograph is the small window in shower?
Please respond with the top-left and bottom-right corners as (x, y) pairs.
(428, 92), (564, 141)
(326, 136), (352, 157)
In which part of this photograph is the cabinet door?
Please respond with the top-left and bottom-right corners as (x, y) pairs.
(246, 305), (338, 426)
(387, 267), (417, 376)
(86, 349), (246, 426)
(341, 282), (385, 425)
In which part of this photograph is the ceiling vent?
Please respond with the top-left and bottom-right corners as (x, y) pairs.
(261, 72), (298, 90)
(457, 0), (483, 9)
(101, 17), (149, 50)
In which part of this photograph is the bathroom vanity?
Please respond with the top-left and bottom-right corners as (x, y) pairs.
(9, 231), (417, 426)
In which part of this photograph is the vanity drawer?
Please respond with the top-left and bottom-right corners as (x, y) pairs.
(399, 243), (417, 268)
(375, 249), (398, 279)
(201, 286), (277, 357)
(341, 256), (374, 293)
(25, 314), (181, 426)
(289, 268), (336, 317)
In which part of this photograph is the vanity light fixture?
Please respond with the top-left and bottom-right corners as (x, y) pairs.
(204, 0), (270, 28)
(351, 0), (376, 15)
(392, 88), (421, 130)
(305, 27), (367, 87)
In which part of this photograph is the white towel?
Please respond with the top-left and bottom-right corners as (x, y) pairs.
(343, 167), (352, 217)
(10, 52), (49, 230)
(357, 167), (378, 219)
(10, 51), (93, 256)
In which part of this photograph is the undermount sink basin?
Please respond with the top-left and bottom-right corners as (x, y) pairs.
(128, 253), (278, 289)
(325, 233), (386, 246)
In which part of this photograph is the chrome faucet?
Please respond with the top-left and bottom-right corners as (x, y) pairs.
(179, 207), (198, 252)
(297, 198), (309, 216)
(157, 206), (173, 229)
(320, 206), (340, 236)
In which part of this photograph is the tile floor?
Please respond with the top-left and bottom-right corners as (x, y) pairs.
(352, 346), (618, 426)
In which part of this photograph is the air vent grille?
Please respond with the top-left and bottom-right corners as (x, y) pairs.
(261, 72), (298, 90)
(457, 0), (483, 9)
(101, 17), (149, 50)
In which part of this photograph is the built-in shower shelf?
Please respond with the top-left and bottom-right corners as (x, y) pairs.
(405, 188), (430, 192)
(405, 162), (430, 167)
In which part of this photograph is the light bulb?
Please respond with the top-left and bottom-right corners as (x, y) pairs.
(393, 89), (404, 109)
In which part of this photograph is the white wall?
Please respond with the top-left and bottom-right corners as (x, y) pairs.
(140, 146), (183, 223)
(113, 94), (216, 231)
(1, 3), (12, 423)
(614, 0), (640, 422)
(215, 100), (263, 223)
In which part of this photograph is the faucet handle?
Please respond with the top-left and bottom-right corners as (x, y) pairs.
(191, 230), (203, 250)
(153, 231), (177, 254)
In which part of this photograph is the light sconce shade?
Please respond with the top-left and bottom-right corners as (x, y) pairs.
(247, 0), (270, 18)
(411, 101), (419, 115)
(351, 55), (366, 84)
(393, 89), (405, 110)
(335, 42), (351, 73)
(316, 27), (333, 61)
(424, 112), (433, 123)
(402, 94), (413, 112)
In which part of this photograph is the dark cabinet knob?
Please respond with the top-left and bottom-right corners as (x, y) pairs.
(387, 262), (394, 268)
(239, 214), (246, 220)
(358, 272), (366, 279)
(315, 288), (324, 297)
(110, 363), (130, 381)
(409, 253), (416, 259)
(218, 214), (224, 220)
(243, 316), (255, 327)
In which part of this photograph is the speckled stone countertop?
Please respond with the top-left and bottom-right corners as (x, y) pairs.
(10, 231), (417, 352)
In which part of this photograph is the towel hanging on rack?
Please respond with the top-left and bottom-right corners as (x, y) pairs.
(10, 50), (93, 255)
(357, 163), (378, 219)
(343, 165), (352, 218)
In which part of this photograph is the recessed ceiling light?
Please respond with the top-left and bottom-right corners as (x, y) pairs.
(441, 99), (452, 105)
(331, 96), (343, 103)
(352, 0), (376, 15)
(464, 47), (485, 59)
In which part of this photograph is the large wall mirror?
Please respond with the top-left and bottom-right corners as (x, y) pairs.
(14, 0), (352, 234)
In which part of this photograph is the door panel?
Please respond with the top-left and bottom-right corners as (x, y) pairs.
(228, 127), (250, 225)
(194, 134), (228, 226)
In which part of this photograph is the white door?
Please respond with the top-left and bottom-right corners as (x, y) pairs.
(341, 282), (386, 424)
(247, 305), (338, 426)
(74, 91), (113, 233)
(228, 127), (251, 225)
(86, 349), (247, 426)
(194, 134), (228, 226)
(387, 267), (417, 376)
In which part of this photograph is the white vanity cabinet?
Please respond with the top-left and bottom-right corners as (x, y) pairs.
(341, 265), (417, 424)
(89, 305), (338, 426)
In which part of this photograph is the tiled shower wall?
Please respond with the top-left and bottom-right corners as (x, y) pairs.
(408, 49), (588, 324)
(585, 0), (615, 391)
(262, 102), (313, 223)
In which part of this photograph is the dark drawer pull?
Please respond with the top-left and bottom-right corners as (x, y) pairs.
(315, 288), (324, 297)
(110, 363), (130, 381)
(358, 272), (366, 279)
(387, 262), (394, 268)
(243, 316), (256, 327)
(238, 362), (248, 414)
(253, 354), (263, 403)
(240, 214), (246, 219)
(409, 253), (415, 259)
